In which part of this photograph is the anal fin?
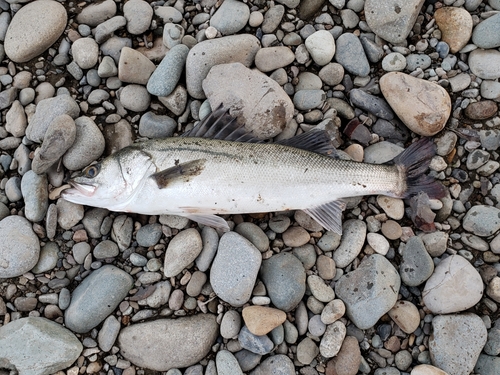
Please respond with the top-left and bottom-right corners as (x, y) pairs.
(151, 159), (206, 189)
(183, 213), (230, 232)
(303, 200), (346, 235)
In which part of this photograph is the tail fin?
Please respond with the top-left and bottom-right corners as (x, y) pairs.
(392, 138), (447, 199)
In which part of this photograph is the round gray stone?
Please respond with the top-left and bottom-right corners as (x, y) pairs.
(400, 236), (434, 287)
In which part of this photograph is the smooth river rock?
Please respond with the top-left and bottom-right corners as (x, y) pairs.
(118, 315), (219, 371)
(380, 72), (451, 136)
(434, 7), (473, 53)
(4, 0), (67, 63)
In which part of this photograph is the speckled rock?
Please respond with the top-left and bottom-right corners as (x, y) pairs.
(119, 315), (219, 371)
(0, 215), (40, 278)
(435, 7), (473, 53)
(164, 228), (202, 278)
(4, 0), (67, 63)
(462, 205), (500, 237)
(380, 72), (451, 136)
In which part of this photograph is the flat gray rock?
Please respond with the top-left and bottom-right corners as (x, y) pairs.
(469, 49), (500, 80)
(399, 236), (434, 287)
(364, 0), (425, 44)
(472, 12), (500, 49)
(203, 62), (293, 139)
(462, 205), (500, 237)
(0, 317), (82, 375)
(64, 265), (133, 333)
(164, 228), (202, 277)
(333, 219), (367, 268)
(211, 231), (261, 307)
(260, 252), (306, 312)
(429, 313), (487, 375)
(334, 33), (370, 76)
(186, 34), (260, 99)
(147, 44), (189, 97)
(335, 254), (401, 329)
(26, 95), (80, 143)
(118, 315), (219, 371)
(210, 0), (250, 35)
(0, 215), (40, 278)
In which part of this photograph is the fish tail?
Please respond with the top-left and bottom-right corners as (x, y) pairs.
(393, 138), (446, 199)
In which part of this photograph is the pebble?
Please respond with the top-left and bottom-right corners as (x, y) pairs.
(321, 299), (345, 325)
(64, 265), (133, 333)
(203, 62), (293, 139)
(195, 226), (219, 272)
(98, 315), (121, 352)
(462, 205), (500, 237)
(119, 315), (219, 371)
(119, 84), (151, 112)
(4, 0), (67, 63)
(210, 231), (261, 307)
(474, 354), (500, 375)
(254, 46), (295, 72)
(57, 199), (84, 230)
(305, 30), (336, 66)
(251, 354), (295, 375)
(77, 0), (116, 26)
(118, 47), (156, 85)
(307, 274), (335, 302)
(72, 38), (99, 70)
(367, 233), (390, 255)
(400, 236), (434, 287)
(380, 72), (451, 136)
(469, 49), (500, 79)
(429, 313), (487, 375)
(235, 222), (269, 252)
(297, 337), (319, 365)
(136, 223), (162, 247)
(21, 171), (48, 222)
(93, 240), (119, 259)
(0, 215), (40, 278)
(464, 100), (498, 120)
(320, 320), (346, 358)
(0, 317), (82, 374)
(26, 95), (80, 144)
(210, 0), (250, 35)
(364, 0), (423, 44)
(434, 6), (473, 53)
(216, 350), (243, 375)
(406, 54), (432, 72)
(242, 305), (287, 336)
(5, 100), (27, 137)
(261, 5), (285, 34)
(472, 12), (500, 49)
(138, 112), (177, 138)
(31, 242), (59, 274)
(388, 300), (420, 334)
(422, 255), (483, 314)
(123, 0), (153, 35)
(335, 254), (401, 329)
(260, 252), (306, 312)
(486, 276), (500, 302)
(147, 44), (189, 97)
(238, 325), (274, 355)
(94, 16), (126, 44)
(186, 35), (260, 99)
(333, 219), (366, 268)
(62, 116), (105, 171)
(220, 310), (242, 339)
(234, 350), (261, 372)
(335, 33), (370, 76)
(164, 228), (202, 278)
(349, 89), (394, 121)
(382, 52), (407, 72)
(293, 89), (326, 110)
(326, 335), (361, 375)
(319, 62), (345, 86)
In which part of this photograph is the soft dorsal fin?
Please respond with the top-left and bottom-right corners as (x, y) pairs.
(303, 200), (346, 234)
(277, 130), (339, 157)
(182, 104), (261, 143)
(151, 159), (206, 189)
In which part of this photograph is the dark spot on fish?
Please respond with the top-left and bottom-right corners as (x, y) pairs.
(174, 159), (179, 166)
(304, 168), (308, 173)
(367, 282), (373, 290)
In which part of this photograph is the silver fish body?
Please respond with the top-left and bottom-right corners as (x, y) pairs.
(62, 107), (443, 233)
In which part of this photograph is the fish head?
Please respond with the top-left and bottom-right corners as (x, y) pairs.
(62, 147), (155, 209)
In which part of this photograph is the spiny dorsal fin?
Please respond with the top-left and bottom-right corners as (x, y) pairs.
(151, 159), (206, 189)
(182, 104), (261, 143)
(277, 130), (339, 157)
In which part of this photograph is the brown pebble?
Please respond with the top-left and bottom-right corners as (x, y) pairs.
(381, 220), (402, 240)
(44, 304), (63, 319)
(464, 100), (497, 120)
(242, 305), (287, 336)
(282, 226), (310, 247)
(326, 336), (361, 375)
(317, 255), (336, 280)
(73, 229), (88, 242)
(384, 335), (401, 352)
(14, 296), (38, 311)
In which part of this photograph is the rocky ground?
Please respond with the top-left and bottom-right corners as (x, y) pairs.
(0, 0), (500, 374)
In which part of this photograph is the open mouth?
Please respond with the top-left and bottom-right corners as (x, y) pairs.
(65, 181), (97, 197)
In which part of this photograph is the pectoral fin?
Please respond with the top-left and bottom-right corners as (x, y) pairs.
(183, 213), (230, 232)
(303, 200), (346, 235)
(151, 159), (206, 189)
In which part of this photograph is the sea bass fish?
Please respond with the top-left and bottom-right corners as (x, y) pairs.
(62, 106), (445, 234)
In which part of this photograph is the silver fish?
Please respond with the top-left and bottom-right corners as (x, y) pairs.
(61, 106), (445, 234)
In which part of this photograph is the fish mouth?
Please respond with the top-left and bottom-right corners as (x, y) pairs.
(63, 181), (97, 197)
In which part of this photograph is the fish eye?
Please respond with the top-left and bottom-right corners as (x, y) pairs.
(83, 164), (101, 178)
